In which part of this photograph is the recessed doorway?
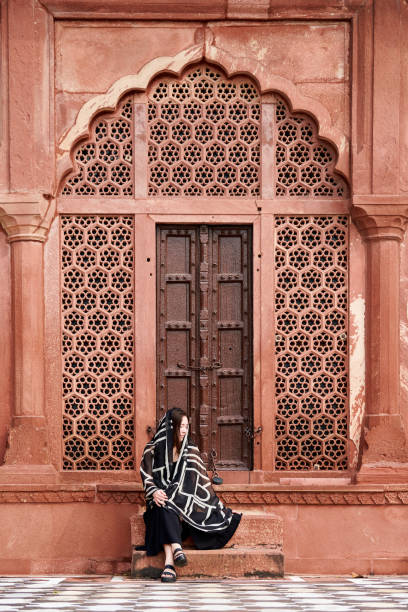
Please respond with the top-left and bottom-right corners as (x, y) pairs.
(156, 224), (253, 470)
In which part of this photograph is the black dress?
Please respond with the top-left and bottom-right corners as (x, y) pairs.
(143, 462), (241, 556)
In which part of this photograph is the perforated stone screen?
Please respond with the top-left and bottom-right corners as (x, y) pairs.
(60, 64), (348, 200)
(58, 64), (350, 472)
(275, 98), (347, 198)
(62, 100), (133, 196)
(274, 215), (348, 470)
(147, 65), (260, 197)
(61, 215), (134, 470)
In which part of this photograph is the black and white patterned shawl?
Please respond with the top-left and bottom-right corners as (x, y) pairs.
(140, 409), (234, 533)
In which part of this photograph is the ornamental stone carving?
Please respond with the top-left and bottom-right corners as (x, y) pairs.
(0, 486), (408, 505)
(0, 194), (55, 243)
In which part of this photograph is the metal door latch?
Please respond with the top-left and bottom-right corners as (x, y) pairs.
(177, 360), (222, 372)
(244, 425), (263, 440)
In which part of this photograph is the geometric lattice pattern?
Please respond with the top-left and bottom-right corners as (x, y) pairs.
(274, 215), (348, 470)
(275, 97), (347, 198)
(59, 65), (349, 200)
(61, 215), (134, 470)
(147, 64), (260, 197)
(61, 99), (133, 196)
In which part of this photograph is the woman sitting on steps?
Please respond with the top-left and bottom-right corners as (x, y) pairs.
(140, 407), (242, 582)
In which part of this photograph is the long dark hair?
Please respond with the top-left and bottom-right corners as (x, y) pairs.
(171, 407), (188, 453)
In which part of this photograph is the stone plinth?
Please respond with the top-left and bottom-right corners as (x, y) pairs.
(131, 512), (284, 578)
(131, 548), (284, 579)
(130, 512), (283, 549)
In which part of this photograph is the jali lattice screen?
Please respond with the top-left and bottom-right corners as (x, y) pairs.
(147, 64), (260, 197)
(61, 215), (134, 470)
(58, 62), (350, 472)
(275, 98), (347, 198)
(60, 63), (347, 200)
(274, 215), (348, 470)
(62, 100), (133, 196)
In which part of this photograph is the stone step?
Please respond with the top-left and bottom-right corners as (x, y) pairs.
(131, 547), (284, 578)
(130, 512), (283, 549)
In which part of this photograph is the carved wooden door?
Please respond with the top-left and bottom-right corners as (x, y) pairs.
(157, 224), (252, 470)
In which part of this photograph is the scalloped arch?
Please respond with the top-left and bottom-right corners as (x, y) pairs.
(57, 43), (349, 190)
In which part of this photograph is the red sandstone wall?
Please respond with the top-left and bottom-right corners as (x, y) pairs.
(400, 240), (408, 438)
(0, 229), (12, 463)
(55, 20), (350, 148)
(0, 502), (407, 575)
(1, 0), (408, 576)
(400, 5), (408, 441)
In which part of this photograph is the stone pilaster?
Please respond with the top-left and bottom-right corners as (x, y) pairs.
(0, 194), (56, 477)
(352, 197), (408, 481)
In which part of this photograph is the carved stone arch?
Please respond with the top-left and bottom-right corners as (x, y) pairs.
(57, 44), (349, 195)
(203, 42), (349, 180)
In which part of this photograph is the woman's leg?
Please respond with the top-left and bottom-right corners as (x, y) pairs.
(163, 543), (174, 566)
(161, 544), (176, 582)
(161, 510), (186, 574)
(163, 543), (184, 566)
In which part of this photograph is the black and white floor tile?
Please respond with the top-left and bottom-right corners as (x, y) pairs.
(0, 576), (407, 611)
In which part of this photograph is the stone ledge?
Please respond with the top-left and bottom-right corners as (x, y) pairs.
(40, 0), (366, 20)
(0, 483), (408, 504)
(131, 547), (284, 578)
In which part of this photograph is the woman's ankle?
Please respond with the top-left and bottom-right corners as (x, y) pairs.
(163, 544), (174, 566)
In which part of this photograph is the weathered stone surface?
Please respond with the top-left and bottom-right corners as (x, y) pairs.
(55, 22), (200, 93)
(130, 512), (283, 549)
(131, 548), (284, 578)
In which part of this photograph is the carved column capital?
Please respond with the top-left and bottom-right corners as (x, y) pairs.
(0, 193), (56, 243)
(351, 197), (408, 242)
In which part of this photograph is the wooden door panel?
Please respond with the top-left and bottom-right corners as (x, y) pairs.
(157, 227), (199, 440)
(219, 283), (243, 320)
(219, 330), (243, 369)
(166, 330), (190, 368)
(166, 377), (191, 413)
(218, 377), (242, 415)
(165, 235), (192, 273)
(219, 425), (244, 463)
(211, 227), (252, 470)
(157, 224), (252, 469)
(166, 283), (190, 321)
(218, 235), (244, 273)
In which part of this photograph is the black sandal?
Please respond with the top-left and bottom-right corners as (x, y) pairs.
(173, 547), (188, 567)
(161, 564), (176, 583)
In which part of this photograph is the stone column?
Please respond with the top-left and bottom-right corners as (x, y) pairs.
(352, 198), (408, 481)
(0, 194), (55, 476)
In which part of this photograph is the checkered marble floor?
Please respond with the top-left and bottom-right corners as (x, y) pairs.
(0, 576), (407, 611)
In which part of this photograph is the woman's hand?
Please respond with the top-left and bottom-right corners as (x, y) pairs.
(153, 489), (168, 507)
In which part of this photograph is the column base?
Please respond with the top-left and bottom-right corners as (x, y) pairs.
(356, 463), (408, 484)
(363, 416), (408, 458)
(357, 415), (408, 482)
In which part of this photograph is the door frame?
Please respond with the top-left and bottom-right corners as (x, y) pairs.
(134, 213), (265, 483)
